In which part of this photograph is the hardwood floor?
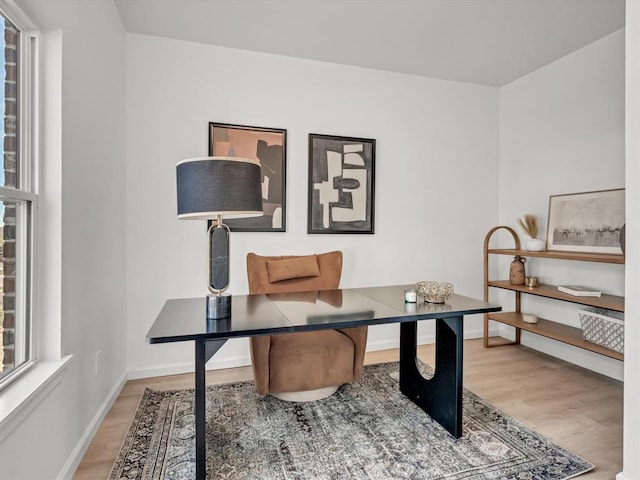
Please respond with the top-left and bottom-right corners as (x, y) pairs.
(74, 339), (623, 479)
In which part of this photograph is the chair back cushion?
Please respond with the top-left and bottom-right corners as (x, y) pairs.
(266, 256), (321, 283)
(247, 251), (342, 294)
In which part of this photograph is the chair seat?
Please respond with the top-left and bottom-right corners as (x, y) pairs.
(269, 330), (355, 393)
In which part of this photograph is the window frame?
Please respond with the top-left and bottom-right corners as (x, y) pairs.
(0, 1), (38, 391)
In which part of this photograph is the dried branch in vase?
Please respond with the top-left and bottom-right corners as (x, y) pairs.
(518, 214), (538, 239)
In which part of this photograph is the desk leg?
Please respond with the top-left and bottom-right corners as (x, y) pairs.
(194, 339), (227, 480)
(399, 316), (464, 438)
(195, 340), (207, 480)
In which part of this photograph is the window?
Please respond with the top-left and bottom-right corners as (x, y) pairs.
(0, 7), (37, 389)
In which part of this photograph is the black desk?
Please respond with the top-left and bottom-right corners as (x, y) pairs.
(147, 285), (500, 480)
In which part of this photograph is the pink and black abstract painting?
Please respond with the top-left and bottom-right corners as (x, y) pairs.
(209, 122), (286, 232)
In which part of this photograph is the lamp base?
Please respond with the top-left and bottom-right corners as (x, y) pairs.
(207, 293), (231, 319)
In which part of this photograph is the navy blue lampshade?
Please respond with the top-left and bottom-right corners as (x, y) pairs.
(176, 156), (263, 318)
(176, 156), (263, 219)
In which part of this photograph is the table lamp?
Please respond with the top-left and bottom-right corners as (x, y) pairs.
(176, 156), (263, 319)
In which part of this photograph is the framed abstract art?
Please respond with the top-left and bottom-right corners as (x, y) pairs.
(209, 122), (286, 232)
(308, 134), (375, 234)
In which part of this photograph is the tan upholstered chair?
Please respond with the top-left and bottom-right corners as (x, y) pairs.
(246, 251), (368, 401)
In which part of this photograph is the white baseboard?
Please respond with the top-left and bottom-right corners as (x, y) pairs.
(127, 363), (199, 380)
(127, 340), (424, 380)
(58, 371), (127, 480)
(208, 355), (255, 371)
(616, 473), (633, 480)
(366, 337), (400, 352)
(127, 328), (486, 381)
(461, 327), (484, 341)
(127, 355), (254, 380)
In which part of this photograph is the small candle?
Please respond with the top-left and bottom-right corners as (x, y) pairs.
(404, 289), (417, 303)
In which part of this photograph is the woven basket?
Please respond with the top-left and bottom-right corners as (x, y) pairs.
(578, 308), (624, 353)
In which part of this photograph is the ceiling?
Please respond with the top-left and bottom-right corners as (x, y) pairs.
(114, 0), (625, 87)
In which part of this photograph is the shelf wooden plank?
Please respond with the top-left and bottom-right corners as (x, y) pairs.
(488, 280), (625, 312)
(487, 311), (624, 361)
(487, 249), (625, 264)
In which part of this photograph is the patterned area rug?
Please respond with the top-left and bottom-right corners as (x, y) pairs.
(110, 362), (593, 479)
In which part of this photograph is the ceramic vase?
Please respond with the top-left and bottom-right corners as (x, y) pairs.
(525, 238), (545, 252)
(509, 255), (526, 285)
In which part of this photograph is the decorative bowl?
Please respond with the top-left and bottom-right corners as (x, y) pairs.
(415, 281), (454, 303)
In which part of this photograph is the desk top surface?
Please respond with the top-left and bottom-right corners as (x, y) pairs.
(146, 284), (501, 344)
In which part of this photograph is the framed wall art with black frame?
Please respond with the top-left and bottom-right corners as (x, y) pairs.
(308, 134), (375, 234)
(209, 122), (287, 232)
(546, 188), (625, 255)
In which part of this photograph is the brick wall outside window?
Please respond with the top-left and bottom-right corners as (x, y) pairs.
(0, 20), (18, 374)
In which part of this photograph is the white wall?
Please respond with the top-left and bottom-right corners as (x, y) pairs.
(125, 34), (500, 377)
(0, 3), (631, 478)
(621, 2), (640, 478)
(0, 1), (126, 478)
(498, 30), (626, 380)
